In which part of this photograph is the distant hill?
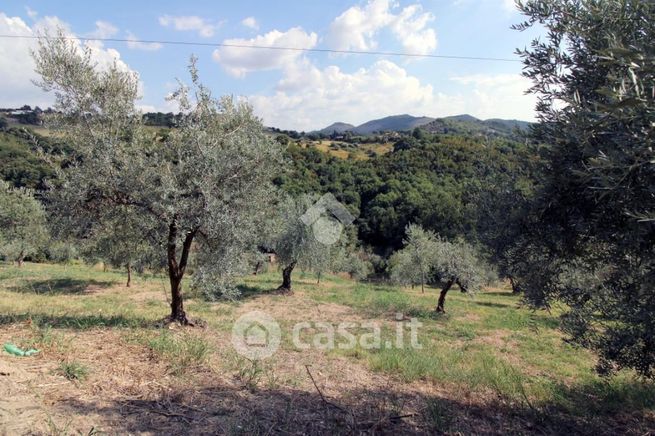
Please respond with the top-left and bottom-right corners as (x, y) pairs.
(316, 114), (530, 138)
(422, 115), (531, 140)
(352, 114), (434, 135)
(318, 122), (356, 134)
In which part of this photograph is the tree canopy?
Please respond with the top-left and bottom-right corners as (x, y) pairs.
(269, 194), (334, 292)
(33, 34), (285, 323)
(515, 0), (655, 376)
(0, 180), (48, 265)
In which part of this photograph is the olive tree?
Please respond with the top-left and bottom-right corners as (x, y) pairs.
(321, 226), (373, 282)
(432, 238), (490, 313)
(515, 0), (655, 376)
(81, 208), (164, 287)
(270, 195), (334, 293)
(389, 224), (490, 311)
(33, 34), (284, 324)
(388, 224), (438, 293)
(0, 180), (48, 266)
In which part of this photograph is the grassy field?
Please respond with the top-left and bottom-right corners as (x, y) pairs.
(0, 262), (653, 434)
(311, 140), (393, 160)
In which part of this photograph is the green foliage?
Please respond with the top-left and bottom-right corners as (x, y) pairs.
(32, 34), (284, 318)
(266, 194), (337, 290)
(432, 237), (493, 293)
(389, 224), (492, 293)
(79, 207), (164, 282)
(57, 360), (89, 381)
(389, 224), (437, 289)
(270, 195), (329, 270)
(321, 225), (375, 280)
(0, 129), (55, 189)
(143, 331), (211, 375)
(0, 180), (49, 264)
(44, 240), (79, 265)
(515, 0), (655, 376)
(277, 133), (536, 252)
(233, 357), (278, 391)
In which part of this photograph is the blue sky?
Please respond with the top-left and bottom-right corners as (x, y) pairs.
(0, 0), (543, 130)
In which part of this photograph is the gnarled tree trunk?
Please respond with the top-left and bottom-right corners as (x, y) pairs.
(277, 261), (296, 293)
(437, 278), (469, 312)
(420, 268), (425, 294)
(508, 276), (521, 294)
(436, 278), (455, 312)
(126, 262), (132, 288)
(166, 217), (198, 325)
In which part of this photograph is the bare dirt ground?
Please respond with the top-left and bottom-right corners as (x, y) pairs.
(0, 294), (520, 435)
(1, 267), (654, 435)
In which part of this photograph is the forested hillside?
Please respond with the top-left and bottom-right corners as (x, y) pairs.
(276, 130), (537, 252)
(1, 115), (537, 256)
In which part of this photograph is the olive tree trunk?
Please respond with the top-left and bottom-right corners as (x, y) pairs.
(508, 276), (521, 294)
(166, 217), (197, 325)
(420, 267), (425, 294)
(16, 250), (25, 268)
(126, 262), (132, 288)
(436, 278), (469, 312)
(278, 261), (296, 293)
(436, 278), (455, 312)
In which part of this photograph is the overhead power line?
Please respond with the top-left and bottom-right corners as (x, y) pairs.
(0, 34), (522, 63)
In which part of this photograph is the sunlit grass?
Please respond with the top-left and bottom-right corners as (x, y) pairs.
(1, 261), (654, 423)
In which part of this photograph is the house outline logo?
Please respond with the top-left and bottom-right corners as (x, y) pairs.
(300, 193), (358, 246)
(231, 311), (281, 359)
(244, 322), (269, 347)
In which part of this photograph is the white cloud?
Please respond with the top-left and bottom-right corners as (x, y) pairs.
(158, 15), (218, 38)
(454, 0), (518, 13)
(325, 0), (437, 54)
(246, 60), (535, 131)
(390, 5), (437, 54)
(248, 59), (447, 130)
(88, 20), (118, 39)
(325, 0), (394, 51)
(212, 27), (318, 77)
(125, 31), (162, 51)
(0, 13), (139, 108)
(25, 6), (38, 20)
(449, 73), (536, 120)
(241, 16), (259, 30)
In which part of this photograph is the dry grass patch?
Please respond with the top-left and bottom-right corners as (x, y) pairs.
(0, 263), (654, 434)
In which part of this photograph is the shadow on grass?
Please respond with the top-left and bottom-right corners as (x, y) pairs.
(482, 291), (518, 297)
(0, 312), (153, 330)
(53, 376), (655, 435)
(548, 377), (655, 416)
(8, 278), (115, 295)
(235, 283), (277, 300)
(243, 277), (281, 286)
(473, 301), (514, 309)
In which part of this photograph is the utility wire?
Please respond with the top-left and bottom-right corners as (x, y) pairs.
(0, 34), (522, 62)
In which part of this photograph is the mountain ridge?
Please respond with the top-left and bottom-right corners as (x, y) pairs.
(316, 114), (532, 139)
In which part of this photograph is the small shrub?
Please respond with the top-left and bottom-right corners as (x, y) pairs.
(146, 331), (211, 375)
(237, 358), (265, 391)
(475, 354), (533, 408)
(57, 361), (89, 381)
(28, 324), (68, 353)
(424, 397), (455, 432)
